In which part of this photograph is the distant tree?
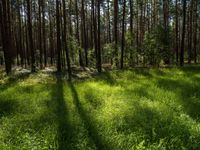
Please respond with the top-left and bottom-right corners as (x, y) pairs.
(56, 0), (61, 72)
(81, 0), (88, 67)
(163, 0), (170, 64)
(75, 0), (84, 67)
(0, 0), (12, 74)
(121, 0), (126, 69)
(62, 0), (71, 79)
(180, 0), (187, 66)
(17, 0), (23, 66)
(38, 0), (42, 68)
(193, 0), (198, 63)
(27, 0), (35, 72)
(42, 0), (47, 66)
(92, 0), (98, 68)
(97, 0), (102, 72)
(114, 0), (118, 67)
(175, 0), (179, 65)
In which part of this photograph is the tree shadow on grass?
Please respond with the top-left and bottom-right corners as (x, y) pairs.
(179, 65), (200, 76)
(68, 82), (110, 150)
(50, 75), (73, 150)
(0, 99), (19, 118)
(131, 86), (153, 100)
(0, 72), (31, 92)
(95, 72), (116, 85)
(156, 78), (200, 121)
(133, 68), (153, 78)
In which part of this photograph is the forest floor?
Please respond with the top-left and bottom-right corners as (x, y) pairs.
(0, 66), (200, 149)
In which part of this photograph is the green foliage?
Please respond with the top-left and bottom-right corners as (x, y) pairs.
(125, 31), (137, 66)
(68, 36), (82, 65)
(156, 25), (173, 64)
(143, 25), (173, 66)
(88, 48), (96, 67)
(0, 66), (200, 149)
(103, 42), (115, 64)
(143, 30), (161, 65)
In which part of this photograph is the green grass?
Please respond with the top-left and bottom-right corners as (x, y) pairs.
(0, 66), (200, 149)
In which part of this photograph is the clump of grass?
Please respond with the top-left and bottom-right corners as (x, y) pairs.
(0, 66), (200, 149)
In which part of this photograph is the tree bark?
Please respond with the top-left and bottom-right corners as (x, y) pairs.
(0, 0), (12, 74)
(121, 0), (126, 69)
(114, 0), (118, 67)
(27, 0), (35, 72)
(62, 0), (71, 79)
(180, 0), (187, 66)
(56, 0), (61, 72)
(97, 0), (102, 72)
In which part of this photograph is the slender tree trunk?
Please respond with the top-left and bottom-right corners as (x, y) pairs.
(107, 0), (111, 43)
(180, 0), (187, 66)
(175, 0), (179, 65)
(188, 0), (193, 64)
(27, 0), (35, 72)
(81, 0), (88, 67)
(38, 0), (43, 68)
(129, 0), (133, 35)
(0, 0), (12, 74)
(92, 0), (98, 68)
(121, 0), (126, 69)
(56, 0), (61, 72)
(75, 0), (83, 67)
(193, 0), (197, 63)
(97, 0), (102, 72)
(25, 18), (30, 66)
(42, 1), (47, 66)
(49, 10), (53, 66)
(114, 0), (118, 67)
(62, 0), (71, 79)
(163, 0), (170, 64)
(17, 0), (23, 66)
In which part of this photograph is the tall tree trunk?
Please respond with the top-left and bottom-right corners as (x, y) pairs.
(175, 0), (179, 65)
(56, 0), (61, 72)
(81, 0), (88, 67)
(92, 0), (98, 68)
(75, 0), (83, 67)
(0, 0), (12, 74)
(17, 0), (23, 66)
(188, 0), (193, 64)
(38, 0), (43, 68)
(163, 0), (170, 64)
(49, 8), (54, 66)
(97, 0), (102, 72)
(27, 0), (35, 72)
(121, 0), (126, 69)
(42, 0), (47, 66)
(180, 0), (187, 66)
(107, 0), (111, 43)
(114, 0), (118, 67)
(129, 0), (133, 35)
(62, 0), (71, 79)
(193, 0), (197, 63)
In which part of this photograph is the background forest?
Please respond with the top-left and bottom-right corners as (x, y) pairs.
(0, 0), (200, 76)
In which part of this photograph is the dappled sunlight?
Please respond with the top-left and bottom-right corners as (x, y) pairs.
(0, 66), (200, 149)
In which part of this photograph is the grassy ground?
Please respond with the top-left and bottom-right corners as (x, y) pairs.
(0, 66), (200, 149)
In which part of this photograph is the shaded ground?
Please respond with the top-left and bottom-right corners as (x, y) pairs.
(0, 66), (200, 149)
